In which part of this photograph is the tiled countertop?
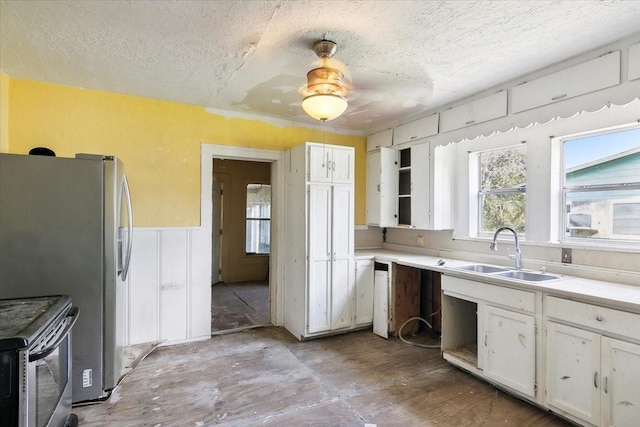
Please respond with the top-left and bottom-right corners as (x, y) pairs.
(355, 248), (640, 314)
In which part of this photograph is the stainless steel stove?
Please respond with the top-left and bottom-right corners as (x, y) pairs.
(0, 295), (79, 427)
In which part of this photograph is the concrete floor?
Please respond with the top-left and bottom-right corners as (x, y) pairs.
(74, 327), (572, 426)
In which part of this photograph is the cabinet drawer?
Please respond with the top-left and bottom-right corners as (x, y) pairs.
(440, 91), (507, 133)
(366, 129), (393, 151)
(511, 51), (620, 113)
(393, 114), (439, 145)
(630, 42), (640, 81)
(545, 296), (640, 342)
(442, 275), (535, 313)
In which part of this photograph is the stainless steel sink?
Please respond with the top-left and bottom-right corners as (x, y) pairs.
(455, 264), (509, 274)
(493, 270), (559, 282)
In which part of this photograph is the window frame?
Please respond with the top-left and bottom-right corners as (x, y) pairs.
(558, 123), (640, 246)
(471, 143), (527, 238)
(245, 183), (271, 255)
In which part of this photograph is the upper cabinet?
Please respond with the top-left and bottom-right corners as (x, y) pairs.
(366, 147), (398, 227)
(397, 144), (430, 228)
(629, 42), (640, 81)
(511, 51), (621, 113)
(366, 141), (454, 230)
(366, 128), (393, 152)
(307, 143), (354, 184)
(440, 91), (507, 133)
(393, 114), (439, 145)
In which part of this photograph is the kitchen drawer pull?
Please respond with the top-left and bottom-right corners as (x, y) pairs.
(594, 371), (598, 389)
(551, 94), (567, 101)
(604, 376), (608, 394)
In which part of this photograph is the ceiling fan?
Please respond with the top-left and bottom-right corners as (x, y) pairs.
(301, 39), (351, 122)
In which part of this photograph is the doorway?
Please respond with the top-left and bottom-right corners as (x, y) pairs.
(211, 158), (271, 333)
(201, 144), (284, 334)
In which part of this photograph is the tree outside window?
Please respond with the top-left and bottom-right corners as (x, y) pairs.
(246, 184), (271, 254)
(478, 146), (526, 235)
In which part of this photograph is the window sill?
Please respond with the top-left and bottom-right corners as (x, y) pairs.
(453, 234), (640, 254)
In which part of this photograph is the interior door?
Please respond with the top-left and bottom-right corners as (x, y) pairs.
(211, 180), (222, 284)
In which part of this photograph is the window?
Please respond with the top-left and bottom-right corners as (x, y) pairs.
(245, 184), (271, 254)
(476, 145), (526, 236)
(562, 126), (640, 242)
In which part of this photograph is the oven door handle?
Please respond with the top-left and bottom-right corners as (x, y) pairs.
(29, 307), (79, 362)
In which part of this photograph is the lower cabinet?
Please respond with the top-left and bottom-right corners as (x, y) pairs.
(441, 275), (538, 400)
(354, 259), (374, 327)
(373, 261), (391, 338)
(483, 305), (536, 398)
(545, 295), (640, 427)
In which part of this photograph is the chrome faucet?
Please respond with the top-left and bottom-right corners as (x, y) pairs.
(490, 226), (522, 270)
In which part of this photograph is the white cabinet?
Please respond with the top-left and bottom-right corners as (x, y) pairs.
(366, 141), (454, 230)
(545, 296), (640, 426)
(307, 184), (353, 333)
(397, 143), (430, 228)
(442, 275), (538, 399)
(308, 143), (354, 184)
(544, 324), (638, 427)
(284, 142), (354, 340)
(366, 129), (393, 152)
(354, 259), (374, 327)
(366, 148), (398, 227)
(546, 322), (601, 425)
(629, 42), (640, 81)
(483, 305), (536, 398)
(440, 91), (507, 133)
(601, 337), (640, 427)
(373, 262), (391, 339)
(511, 51), (620, 113)
(393, 114), (439, 145)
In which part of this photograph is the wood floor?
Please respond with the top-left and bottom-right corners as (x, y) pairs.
(211, 281), (270, 333)
(74, 327), (573, 426)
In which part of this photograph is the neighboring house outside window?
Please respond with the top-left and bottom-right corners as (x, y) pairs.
(562, 126), (640, 242)
(245, 184), (271, 254)
(473, 145), (527, 236)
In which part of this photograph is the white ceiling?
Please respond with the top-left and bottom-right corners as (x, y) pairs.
(2, 0), (640, 133)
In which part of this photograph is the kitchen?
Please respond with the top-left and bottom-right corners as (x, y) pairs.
(1, 1), (640, 426)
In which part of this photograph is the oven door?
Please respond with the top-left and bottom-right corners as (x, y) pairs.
(25, 306), (78, 427)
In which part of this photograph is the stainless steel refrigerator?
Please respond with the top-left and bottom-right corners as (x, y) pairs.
(0, 153), (132, 403)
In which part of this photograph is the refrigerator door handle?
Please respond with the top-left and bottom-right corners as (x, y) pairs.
(121, 174), (133, 281)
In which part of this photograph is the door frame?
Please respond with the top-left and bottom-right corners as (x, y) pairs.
(201, 143), (284, 326)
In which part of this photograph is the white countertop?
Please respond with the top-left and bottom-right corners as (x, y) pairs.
(355, 248), (640, 314)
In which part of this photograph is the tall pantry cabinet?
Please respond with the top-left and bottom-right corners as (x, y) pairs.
(283, 142), (355, 340)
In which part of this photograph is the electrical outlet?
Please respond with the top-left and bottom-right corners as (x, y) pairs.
(416, 235), (425, 247)
(561, 248), (572, 264)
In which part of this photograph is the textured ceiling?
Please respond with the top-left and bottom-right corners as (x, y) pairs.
(2, 0), (640, 133)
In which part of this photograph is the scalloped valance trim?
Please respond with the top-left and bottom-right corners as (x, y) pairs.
(438, 80), (640, 145)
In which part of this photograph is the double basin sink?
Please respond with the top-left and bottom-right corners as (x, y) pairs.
(453, 264), (560, 282)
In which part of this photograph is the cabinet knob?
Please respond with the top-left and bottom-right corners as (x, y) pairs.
(595, 315), (603, 322)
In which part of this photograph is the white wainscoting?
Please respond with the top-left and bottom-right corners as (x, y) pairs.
(126, 227), (211, 346)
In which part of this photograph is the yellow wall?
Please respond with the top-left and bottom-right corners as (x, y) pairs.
(0, 70), (9, 152)
(6, 77), (366, 226)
